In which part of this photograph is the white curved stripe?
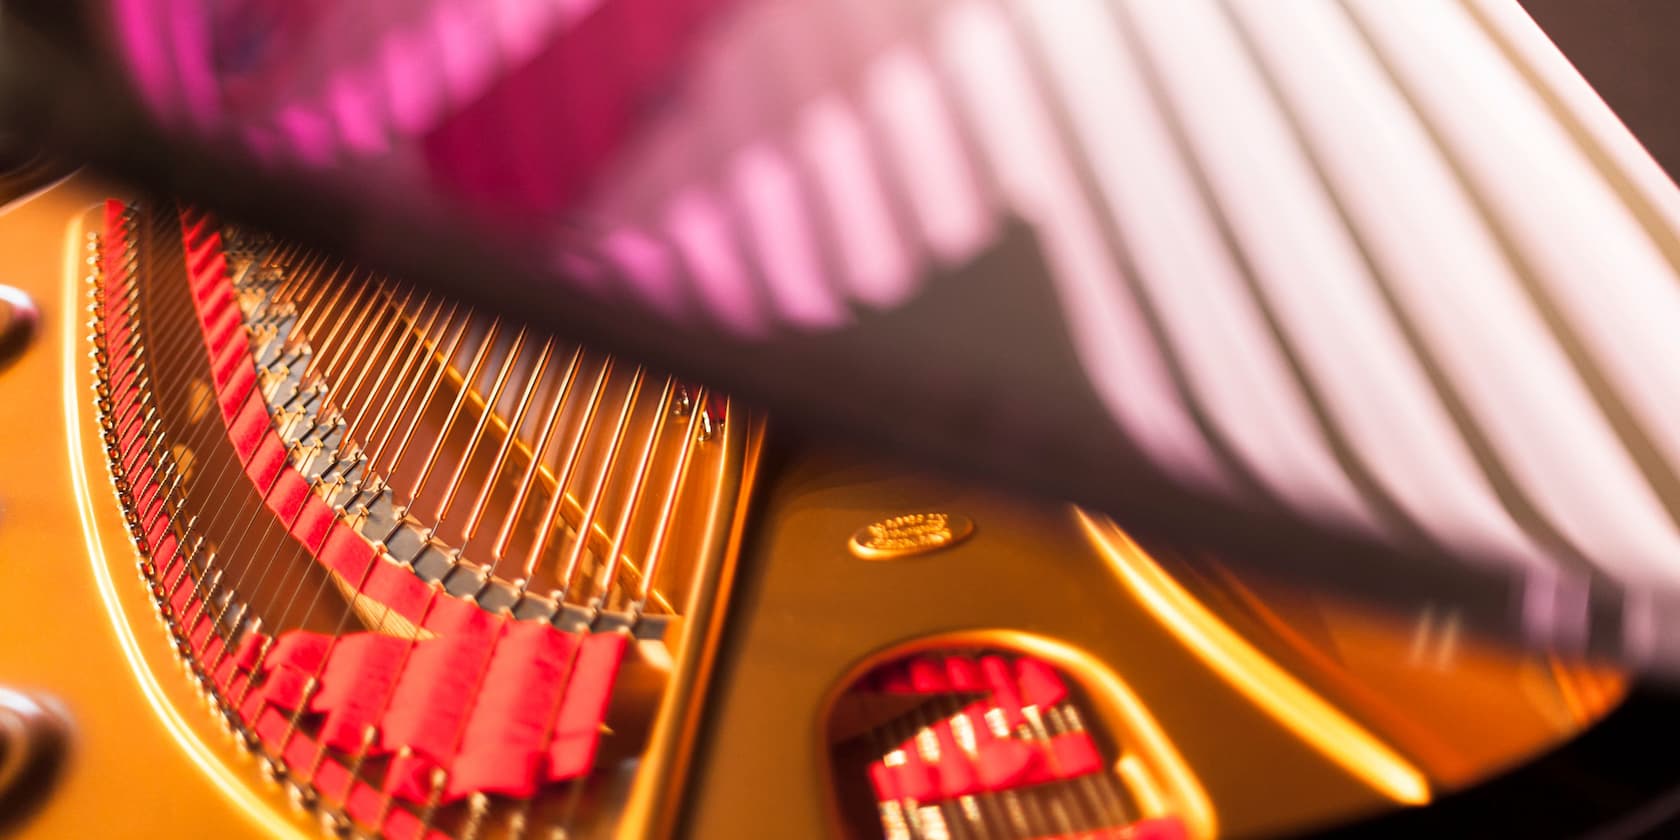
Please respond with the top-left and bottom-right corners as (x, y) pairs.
(1218, 0), (1549, 569)
(1469, 0), (1680, 240)
(731, 142), (851, 328)
(434, 0), (502, 105)
(493, 0), (566, 60)
(382, 28), (449, 136)
(1411, 0), (1680, 490)
(1015, 0), (1374, 525)
(1348, 0), (1680, 584)
(933, 1), (1230, 494)
(796, 96), (917, 308)
(274, 103), (336, 167)
(326, 71), (390, 157)
(599, 228), (687, 320)
(665, 189), (768, 336)
(1363, 0), (1680, 483)
(863, 46), (996, 267)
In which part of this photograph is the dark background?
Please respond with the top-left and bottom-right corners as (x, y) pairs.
(1523, 0), (1680, 180)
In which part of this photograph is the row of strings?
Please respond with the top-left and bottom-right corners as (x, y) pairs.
(110, 210), (436, 828)
(120, 208), (684, 837)
(238, 231), (710, 615)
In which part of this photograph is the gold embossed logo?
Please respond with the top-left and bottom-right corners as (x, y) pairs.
(848, 512), (974, 560)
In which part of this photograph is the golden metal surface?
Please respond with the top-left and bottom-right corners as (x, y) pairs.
(0, 174), (311, 838)
(679, 447), (1623, 839)
(683, 449), (1390, 839)
(847, 513), (975, 561)
(1077, 514), (1429, 806)
(0, 176), (1625, 839)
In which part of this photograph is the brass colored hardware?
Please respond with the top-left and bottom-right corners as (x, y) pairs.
(848, 512), (975, 560)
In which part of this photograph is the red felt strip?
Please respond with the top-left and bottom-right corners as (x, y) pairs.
(319, 525), (378, 580)
(312, 634), (407, 750)
(1116, 818), (1189, 840)
(160, 211), (627, 807)
(945, 656), (984, 692)
(233, 632), (267, 671)
(379, 633), (486, 762)
(1048, 731), (1104, 778)
(359, 561), (435, 627)
(219, 365), (259, 427)
(187, 614), (217, 651)
(226, 387), (269, 460)
(198, 288), (237, 333)
(212, 338), (248, 387)
(547, 633), (628, 776)
(930, 721), (980, 799)
(244, 435), (290, 490)
(1016, 657), (1069, 708)
(890, 751), (938, 803)
(450, 622), (576, 797)
(981, 656), (1026, 730)
(868, 762), (900, 802)
(975, 738), (1043, 791)
(204, 305), (244, 357)
(290, 497), (337, 552)
(421, 595), (501, 639)
(909, 657), (949, 693)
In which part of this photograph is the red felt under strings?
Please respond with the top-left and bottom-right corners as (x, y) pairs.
(864, 654), (1110, 804)
(170, 208), (628, 805)
(248, 625), (628, 804)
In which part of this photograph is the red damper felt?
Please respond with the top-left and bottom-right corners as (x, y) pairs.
(318, 524), (378, 580)
(422, 595), (502, 639)
(930, 721), (980, 799)
(265, 470), (313, 522)
(888, 751), (938, 803)
(257, 664), (315, 712)
(908, 657), (949, 693)
(191, 254), (229, 300)
(1116, 817), (1189, 840)
(226, 387), (269, 460)
(1048, 732), (1103, 778)
(167, 578), (197, 614)
(291, 496), (337, 553)
(544, 632), (628, 782)
(311, 634), (408, 751)
(1016, 657), (1069, 708)
(244, 434), (290, 490)
(187, 613), (216, 651)
(981, 656), (1026, 730)
(360, 561), (437, 627)
(975, 739), (1046, 792)
(233, 632), (268, 671)
(212, 338), (250, 388)
(218, 364), (259, 427)
(876, 663), (914, 694)
(869, 761), (901, 802)
(448, 622), (577, 797)
(196, 281), (236, 325)
(946, 657), (984, 693)
(204, 306), (245, 359)
(379, 633), (489, 764)
(187, 232), (223, 276)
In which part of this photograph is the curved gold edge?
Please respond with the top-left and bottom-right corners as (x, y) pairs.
(811, 628), (1219, 840)
(1076, 511), (1431, 808)
(63, 202), (311, 839)
(618, 409), (764, 839)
